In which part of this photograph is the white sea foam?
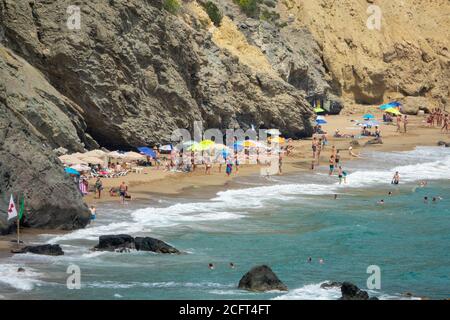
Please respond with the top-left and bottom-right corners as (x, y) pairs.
(46, 147), (450, 243)
(272, 282), (342, 300)
(0, 264), (44, 291)
(86, 281), (233, 289)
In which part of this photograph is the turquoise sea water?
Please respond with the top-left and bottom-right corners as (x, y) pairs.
(0, 146), (449, 300)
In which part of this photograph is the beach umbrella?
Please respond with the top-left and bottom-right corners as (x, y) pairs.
(70, 164), (90, 172)
(159, 144), (173, 152)
(108, 151), (126, 159)
(240, 140), (258, 148)
(385, 107), (402, 115)
(198, 140), (215, 151)
(268, 137), (286, 144)
(380, 102), (401, 110)
(187, 143), (203, 152)
(83, 149), (107, 158)
(123, 151), (146, 161)
(363, 114), (375, 119)
(137, 147), (156, 158)
(233, 142), (244, 152)
(314, 107), (325, 113)
(315, 119), (328, 125)
(59, 155), (88, 165)
(64, 167), (80, 175)
(80, 156), (104, 165)
(265, 129), (281, 135)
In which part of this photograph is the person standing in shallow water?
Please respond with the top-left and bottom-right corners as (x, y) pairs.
(392, 172), (400, 185)
(119, 181), (128, 204)
(95, 178), (103, 199)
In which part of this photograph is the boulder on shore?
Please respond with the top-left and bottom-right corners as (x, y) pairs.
(238, 265), (288, 292)
(12, 244), (64, 256)
(93, 235), (180, 254)
(437, 141), (449, 147)
(94, 234), (135, 251)
(339, 282), (372, 300)
(134, 237), (180, 254)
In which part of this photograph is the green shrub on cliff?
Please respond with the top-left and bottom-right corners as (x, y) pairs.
(163, 0), (181, 14)
(203, 1), (223, 26)
(233, 0), (261, 17)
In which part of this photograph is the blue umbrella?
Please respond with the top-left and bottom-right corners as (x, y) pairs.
(316, 119), (327, 125)
(137, 147), (156, 158)
(380, 102), (401, 110)
(64, 167), (80, 175)
(363, 114), (375, 119)
(233, 142), (244, 151)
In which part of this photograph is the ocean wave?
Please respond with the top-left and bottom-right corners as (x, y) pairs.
(272, 282), (342, 300)
(86, 281), (233, 289)
(0, 264), (44, 291)
(46, 147), (450, 243)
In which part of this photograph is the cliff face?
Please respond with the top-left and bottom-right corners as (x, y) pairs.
(281, 0), (450, 107)
(0, 46), (91, 232)
(0, 0), (314, 150)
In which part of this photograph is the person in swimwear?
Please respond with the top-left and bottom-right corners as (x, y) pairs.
(392, 172), (400, 185)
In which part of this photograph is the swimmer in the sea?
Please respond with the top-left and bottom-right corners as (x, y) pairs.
(229, 263), (235, 269)
(208, 263), (215, 270)
(378, 200), (385, 205)
(388, 191), (393, 196)
(424, 196), (429, 203)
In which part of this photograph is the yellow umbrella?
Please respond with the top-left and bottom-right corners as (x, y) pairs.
(314, 107), (325, 113)
(268, 137), (286, 144)
(199, 140), (215, 150)
(242, 140), (258, 147)
(385, 107), (401, 115)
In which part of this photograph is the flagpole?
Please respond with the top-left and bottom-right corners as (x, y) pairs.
(17, 214), (20, 246)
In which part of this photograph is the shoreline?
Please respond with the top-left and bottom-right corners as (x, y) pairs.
(0, 112), (448, 255)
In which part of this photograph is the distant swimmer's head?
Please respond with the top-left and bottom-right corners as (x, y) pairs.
(208, 263), (215, 270)
(378, 200), (385, 204)
(229, 263), (235, 269)
(388, 192), (392, 196)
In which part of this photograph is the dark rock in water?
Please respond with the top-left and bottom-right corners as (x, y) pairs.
(12, 244), (64, 256)
(94, 234), (135, 251)
(134, 237), (180, 254)
(320, 281), (343, 289)
(364, 137), (383, 146)
(437, 141), (449, 147)
(17, 267), (25, 272)
(238, 265), (288, 292)
(339, 282), (370, 300)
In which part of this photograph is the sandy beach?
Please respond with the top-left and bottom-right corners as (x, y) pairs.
(0, 110), (447, 257)
(83, 110), (448, 204)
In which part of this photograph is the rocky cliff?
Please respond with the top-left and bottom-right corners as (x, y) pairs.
(0, 46), (91, 232)
(0, 0), (448, 231)
(281, 0), (450, 107)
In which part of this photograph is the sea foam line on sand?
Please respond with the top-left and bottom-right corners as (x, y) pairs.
(46, 148), (450, 243)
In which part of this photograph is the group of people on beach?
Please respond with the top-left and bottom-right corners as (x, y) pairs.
(426, 108), (449, 133)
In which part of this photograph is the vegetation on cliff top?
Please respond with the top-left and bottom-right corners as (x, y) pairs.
(202, 1), (223, 26)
